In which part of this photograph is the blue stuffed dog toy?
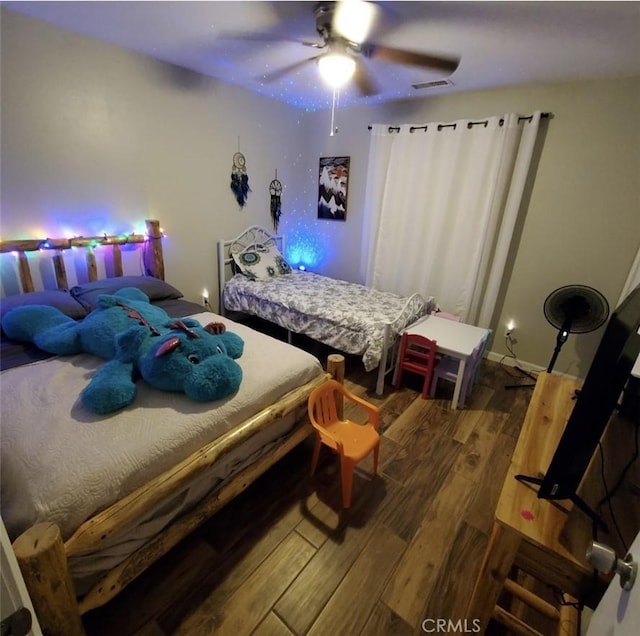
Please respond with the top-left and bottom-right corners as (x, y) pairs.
(1, 287), (244, 414)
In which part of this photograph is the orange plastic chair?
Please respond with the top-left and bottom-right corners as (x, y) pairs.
(393, 332), (438, 399)
(307, 379), (380, 508)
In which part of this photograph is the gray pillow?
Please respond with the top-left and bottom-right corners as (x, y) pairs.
(1, 290), (88, 321)
(70, 276), (183, 311)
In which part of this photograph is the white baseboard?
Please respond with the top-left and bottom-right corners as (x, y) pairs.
(485, 350), (581, 382)
(485, 350), (543, 374)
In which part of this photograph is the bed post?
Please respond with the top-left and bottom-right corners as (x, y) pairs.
(327, 353), (345, 385)
(327, 353), (345, 418)
(16, 253), (35, 293)
(217, 239), (227, 316)
(112, 242), (124, 277)
(86, 247), (98, 282)
(144, 219), (165, 280)
(53, 251), (69, 290)
(376, 324), (392, 395)
(12, 523), (85, 636)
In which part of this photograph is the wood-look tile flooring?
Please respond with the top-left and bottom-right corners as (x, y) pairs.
(83, 329), (535, 636)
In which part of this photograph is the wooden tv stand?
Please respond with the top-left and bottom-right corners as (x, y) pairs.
(467, 372), (607, 633)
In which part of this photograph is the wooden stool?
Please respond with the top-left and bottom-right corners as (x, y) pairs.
(492, 568), (580, 636)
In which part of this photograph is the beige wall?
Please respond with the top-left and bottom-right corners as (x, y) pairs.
(302, 79), (640, 377)
(1, 9), (310, 309)
(2, 8), (639, 377)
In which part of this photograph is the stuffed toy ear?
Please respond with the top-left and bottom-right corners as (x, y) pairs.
(204, 322), (226, 335)
(114, 326), (149, 362)
(216, 331), (244, 359)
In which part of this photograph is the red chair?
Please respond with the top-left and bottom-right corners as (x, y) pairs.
(393, 333), (438, 399)
(307, 380), (380, 508)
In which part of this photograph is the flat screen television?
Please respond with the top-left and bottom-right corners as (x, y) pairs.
(516, 284), (640, 529)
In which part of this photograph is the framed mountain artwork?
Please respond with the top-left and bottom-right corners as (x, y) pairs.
(318, 156), (349, 221)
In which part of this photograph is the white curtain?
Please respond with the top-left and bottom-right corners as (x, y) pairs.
(361, 112), (544, 326)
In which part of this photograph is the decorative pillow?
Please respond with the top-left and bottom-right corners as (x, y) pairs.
(71, 276), (183, 311)
(1, 290), (87, 321)
(232, 246), (292, 280)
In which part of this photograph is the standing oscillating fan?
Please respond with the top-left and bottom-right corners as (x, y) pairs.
(543, 284), (609, 373)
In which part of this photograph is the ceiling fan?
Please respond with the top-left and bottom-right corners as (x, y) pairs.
(246, 0), (460, 96)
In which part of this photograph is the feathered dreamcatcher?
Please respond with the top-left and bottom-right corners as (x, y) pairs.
(269, 171), (282, 231)
(230, 151), (251, 207)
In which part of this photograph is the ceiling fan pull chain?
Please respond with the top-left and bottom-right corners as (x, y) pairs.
(330, 86), (339, 136)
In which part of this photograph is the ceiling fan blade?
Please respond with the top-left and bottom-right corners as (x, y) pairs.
(257, 55), (321, 83)
(218, 31), (324, 48)
(352, 59), (379, 96)
(363, 44), (460, 73)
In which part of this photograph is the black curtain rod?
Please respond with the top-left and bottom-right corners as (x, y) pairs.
(368, 112), (551, 132)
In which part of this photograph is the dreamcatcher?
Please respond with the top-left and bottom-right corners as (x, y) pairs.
(230, 151), (251, 207)
(269, 171), (282, 231)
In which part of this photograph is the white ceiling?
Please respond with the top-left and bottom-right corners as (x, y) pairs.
(4, 1), (640, 111)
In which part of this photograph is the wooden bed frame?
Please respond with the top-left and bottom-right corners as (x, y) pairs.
(217, 225), (428, 395)
(2, 220), (343, 636)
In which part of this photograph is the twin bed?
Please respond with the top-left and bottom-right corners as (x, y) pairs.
(218, 225), (435, 395)
(1, 221), (432, 634)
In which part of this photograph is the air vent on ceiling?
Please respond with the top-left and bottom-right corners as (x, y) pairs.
(412, 79), (453, 90)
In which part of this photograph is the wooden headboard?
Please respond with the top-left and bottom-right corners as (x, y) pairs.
(0, 219), (165, 293)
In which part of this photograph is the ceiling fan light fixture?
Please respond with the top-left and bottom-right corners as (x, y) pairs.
(318, 52), (356, 88)
(333, 0), (378, 45)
